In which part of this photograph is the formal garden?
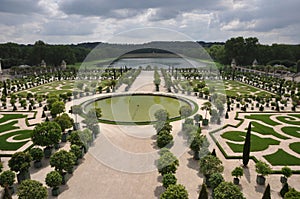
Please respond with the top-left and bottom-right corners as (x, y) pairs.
(0, 63), (299, 199)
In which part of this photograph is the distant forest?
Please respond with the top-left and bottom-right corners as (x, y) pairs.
(0, 37), (299, 69)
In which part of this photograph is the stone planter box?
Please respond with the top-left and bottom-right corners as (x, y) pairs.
(34, 161), (42, 169)
(233, 178), (240, 185)
(256, 175), (266, 185)
(280, 176), (287, 184)
(61, 133), (68, 142)
(17, 170), (30, 184)
(44, 147), (53, 158)
(52, 187), (60, 196)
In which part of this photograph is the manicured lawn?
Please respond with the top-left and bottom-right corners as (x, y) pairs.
(85, 94), (194, 123)
(0, 114), (26, 123)
(0, 121), (19, 133)
(250, 121), (289, 140)
(0, 130), (32, 151)
(281, 127), (300, 138)
(289, 142), (300, 154)
(245, 114), (280, 126)
(15, 80), (74, 96)
(276, 115), (300, 125)
(221, 131), (280, 152)
(264, 149), (300, 166)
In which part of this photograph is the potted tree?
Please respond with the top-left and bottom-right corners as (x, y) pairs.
(8, 152), (32, 183)
(50, 150), (76, 184)
(30, 148), (44, 168)
(45, 171), (63, 196)
(199, 155), (224, 187)
(54, 113), (74, 142)
(201, 102), (212, 126)
(17, 179), (48, 199)
(70, 145), (83, 165)
(0, 170), (16, 197)
(68, 130), (92, 153)
(280, 166), (292, 184)
(31, 121), (62, 158)
(231, 166), (243, 185)
(255, 160), (272, 185)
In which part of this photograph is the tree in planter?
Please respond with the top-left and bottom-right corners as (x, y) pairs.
(54, 113), (74, 142)
(190, 134), (206, 160)
(17, 179), (47, 199)
(198, 183), (208, 199)
(255, 160), (272, 185)
(214, 182), (244, 199)
(201, 102), (212, 126)
(157, 131), (173, 148)
(208, 173), (224, 190)
(231, 166), (244, 185)
(70, 145), (83, 165)
(68, 129), (93, 152)
(262, 183), (271, 199)
(157, 150), (179, 175)
(162, 173), (177, 188)
(50, 101), (65, 117)
(8, 152), (32, 183)
(71, 105), (82, 129)
(0, 170), (16, 198)
(50, 150), (76, 184)
(193, 114), (203, 125)
(82, 110), (99, 130)
(179, 105), (192, 119)
(154, 109), (169, 122)
(199, 155), (224, 186)
(160, 184), (188, 199)
(243, 122), (251, 167)
(31, 121), (62, 158)
(45, 171), (63, 196)
(280, 166), (292, 184)
(29, 148), (44, 168)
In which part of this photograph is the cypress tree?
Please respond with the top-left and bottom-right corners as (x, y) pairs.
(41, 111), (46, 118)
(262, 184), (271, 199)
(280, 183), (289, 197)
(198, 183), (208, 199)
(243, 122), (251, 167)
(211, 149), (216, 157)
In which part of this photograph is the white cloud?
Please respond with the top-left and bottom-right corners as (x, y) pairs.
(0, 0), (299, 44)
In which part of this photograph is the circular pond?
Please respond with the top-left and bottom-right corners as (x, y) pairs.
(83, 93), (197, 125)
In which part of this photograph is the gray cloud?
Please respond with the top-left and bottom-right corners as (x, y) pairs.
(58, 0), (226, 19)
(0, 0), (299, 44)
(0, 0), (44, 14)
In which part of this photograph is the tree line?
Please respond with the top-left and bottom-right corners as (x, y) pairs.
(208, 36), (300, 67)
(0, 41), (90, 68)
(1, 38), (300, 69)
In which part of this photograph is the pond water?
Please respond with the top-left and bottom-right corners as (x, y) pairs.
(110, 57), (207, 69)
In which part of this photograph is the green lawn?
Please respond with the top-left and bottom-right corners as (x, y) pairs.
(276, 115), (300, 125)
(245, 114), (280, 126)
(0, 114), (26, 123)
(85, 94), (195, 123)
(264, 149), (300, 166)
(289, 142), (300, 154)
(0, 121), (19, 133)
(250, 121), (289, 140)
(281, 127), (300, 138)
(221, 131), (280, 152)
(15, 80), (74, 96)
(0, 130), (32, 151)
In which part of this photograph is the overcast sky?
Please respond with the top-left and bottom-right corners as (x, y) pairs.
(0, 0), (299, 44)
